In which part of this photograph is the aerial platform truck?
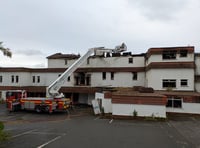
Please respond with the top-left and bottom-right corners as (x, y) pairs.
(6, 43), (127, 113)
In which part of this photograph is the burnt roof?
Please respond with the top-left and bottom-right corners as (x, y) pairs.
(47, 53), (80, 59)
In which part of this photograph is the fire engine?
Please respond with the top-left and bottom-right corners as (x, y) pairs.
(6, 43), (127, 113)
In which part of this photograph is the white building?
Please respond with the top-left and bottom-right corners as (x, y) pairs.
(1, 46), (200, 117)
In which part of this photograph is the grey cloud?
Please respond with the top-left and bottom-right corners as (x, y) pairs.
(14, 49), (45, 56)
(127, 0), (189, 21)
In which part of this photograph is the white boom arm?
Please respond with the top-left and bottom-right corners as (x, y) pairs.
(46, 43), (127, 98)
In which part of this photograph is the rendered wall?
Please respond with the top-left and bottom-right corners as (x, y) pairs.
(112, 103), (166, 118)
(146, 53), (194, 65)
(166, 102), (200, 114)
(48, 56), (145, 68)
(146, 69), (194, 91)
(91, 72), (145, 87)
(95, 92), (112, 113)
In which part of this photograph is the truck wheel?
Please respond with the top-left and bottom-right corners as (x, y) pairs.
(45, 106), (49, 112)
(35, 106), (41, 113)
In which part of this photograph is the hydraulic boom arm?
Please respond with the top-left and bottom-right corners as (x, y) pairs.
(46, 43), (127, 98)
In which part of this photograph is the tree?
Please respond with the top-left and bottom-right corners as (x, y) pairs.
(0, 42), (12, 58)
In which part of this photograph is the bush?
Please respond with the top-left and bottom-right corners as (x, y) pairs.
(0, 121), (10, 141)
(0, 121), (4, 131)
(133, 109), (138, 117)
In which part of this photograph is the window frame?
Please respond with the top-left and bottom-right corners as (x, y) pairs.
(180, 50), (188, 57)
(15, 75), (19, 83)
(102, 72), (106, 80)
(180, 79), (188, 87)
(162, 79), (176, 88)
(0, 76), (2, 83)
(11, 75), (14, 83)
(166, 97), (182, 108)
(162, 50), (177, 60)
(37, 76), (40, 83)
(128, 58), (133, 64)
(132, 72), (137, 80)
(111, 72), (114, 80)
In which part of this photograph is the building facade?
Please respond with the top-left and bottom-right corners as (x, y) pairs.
(1, 46), (200, 117)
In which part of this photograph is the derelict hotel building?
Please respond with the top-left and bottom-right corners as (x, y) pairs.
(1, 46), (200, 118)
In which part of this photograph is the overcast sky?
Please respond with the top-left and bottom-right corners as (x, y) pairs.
(1, 0), (200, 67)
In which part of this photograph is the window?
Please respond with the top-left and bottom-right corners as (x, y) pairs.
(181, 79), (188, 86)
(65, 59), (68, 65)
(102, 72), (106, 80)
(129, 58), (133, 63)
(87, 58), (90, 65)
(132, 72), (137, 80)
(67, 76), (70, 82)
(32, 76), (35, 83)
(0, 76), (2, 83)
(180, 50), (188, 57)
(162, 50), (177, 59)
(86, 76), (91, 85)
(37, 76), (40, 83)
(11, 75), (14, 83)
(11, 75), (19, 83)
(162, 79), (176, 88)
(15, 76), (18, 83)
(166, 97), (182, 108)
(111, 72), (114, 80)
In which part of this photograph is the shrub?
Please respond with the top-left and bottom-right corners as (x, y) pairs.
(0, 121), (4, 131)
(133, 109), (138, 117)
(0, 121), (10, 141)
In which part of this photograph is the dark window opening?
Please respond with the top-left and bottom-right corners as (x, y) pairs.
(75, 76), (79, 85)
(180, 50), (188, 57)
(16, 76), (19, 83)
(11, 75), (14, 83)
(166, 98), (182, 108)
(181, 79), (188, 86)
(111, 72), (114, 80)
(32, 76), (35, 83)
(102, 72), (106, 80)
(129, 58), (133, 63)
(162, 50), (177, 60)
(0, 76), (2, 83)
(67, 76), (70, 82)
(162, 79), (176, 88)
(132, 72), (137, 80)
(87, 58), (90, 64)
(37, 76), (40, 83)
(86, 76), (91, 85)
(74, 73), (91, 86)
(65, 59), (68, 65)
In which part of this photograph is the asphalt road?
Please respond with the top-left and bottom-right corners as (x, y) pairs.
(0, 104), (199, 148)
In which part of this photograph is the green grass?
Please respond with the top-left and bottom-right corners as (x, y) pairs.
(0, 121), (10, 141)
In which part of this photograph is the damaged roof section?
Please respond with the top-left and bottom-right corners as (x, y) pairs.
(47, 53), (80, 59)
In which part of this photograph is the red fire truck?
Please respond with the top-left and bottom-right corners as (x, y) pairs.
(6, 43), (126, 113)
(6, 90), (70, 113)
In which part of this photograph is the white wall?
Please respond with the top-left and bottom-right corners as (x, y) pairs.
(195, 56), (200, 75)
(166, 102), (200, 114)
(195, 83), (200, 92)
(48, 56), (145, 68)
(48, 59), (77, 68)
(147, 53), (194, 65)
(112, 104), (166, 118)
(0, 91), (6, 100)
(83, 56), (145, 68)
(91, 72), (145, 87)
(0, 72), (30, 86)
(146, 69), (194, 91)
(95, 92), (112, 113)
